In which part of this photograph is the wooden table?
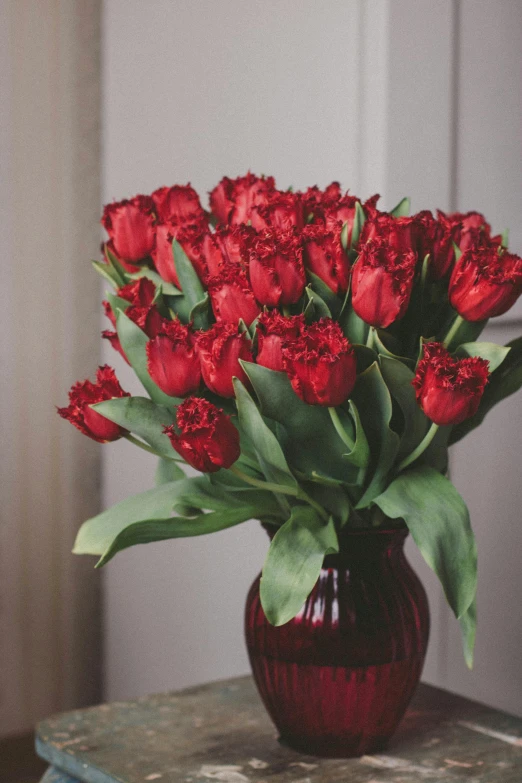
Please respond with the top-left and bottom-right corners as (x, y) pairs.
(36, 675), (522, 782)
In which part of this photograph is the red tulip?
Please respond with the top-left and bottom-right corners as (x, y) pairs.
(151, 184), (205, 223)
(351, 239), (417, 328)
(214, 224), (254, 267)
(248, 228), (306, 307)
(170, 221), (216, 284)
(301, 222), (350, 295)
(208, 264), (261, 326)
(256, 311), (304, 372)
(415, 210), (463, 279)
(104, 239), (141, 274)
(360, 213), (416, 253)
(146, 319), (201, 398)
(103, 278), (162, 362)
(210, 173), (275, 225)
(151, 223), (181, 287)
(320, 190), (380, 245)
(282, 318), (357, 406)
(102, 195), (156, 264)
(449, 239), (522, 321)
(197, 323), (253, 398)
(447, 210), (492, 252)
(250, 191), (304, 231)
(58, 365), (130, 442)
(413, 342), (489, 426)
(164, 397), (240, 473)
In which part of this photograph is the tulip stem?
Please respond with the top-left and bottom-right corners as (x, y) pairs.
(366, 327), (374, 350)
(397, 422), (439, 473)
(124, 433), (182, 462)
(328, 407), (355, 451)
(229, 465), (329, 522)
(443, 314), (465, 349)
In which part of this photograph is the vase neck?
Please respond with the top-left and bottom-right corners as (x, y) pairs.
(324, 526), (408, 569)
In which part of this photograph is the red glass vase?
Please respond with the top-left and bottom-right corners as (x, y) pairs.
(245, 526), (429, 757)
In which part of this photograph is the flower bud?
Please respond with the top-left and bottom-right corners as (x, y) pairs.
(449, 239), (522, 321)
(413, 343), (489, 426)
(302, 222), (350, 294)
(210, 173), (275, 225)
(248, 228), (306, 307)
(256, 311), (304, 372)
(57, 365), (130, 442)
(360, 213), (416, 253)
(146, 320), (201, 398)
(102, 195), (156, 264)
(164, 397), (240, 473)
(351, 239), (417, 328)
(197, 323), (253, 398)
(151, 184), (205, 223)
(282, 318), (357, 406)
(103, 278), (162, 362)
(250, 191), (304, 231)
(208, 264), (261, 326)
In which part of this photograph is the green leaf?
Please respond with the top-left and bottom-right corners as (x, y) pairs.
(233, 378), (297, 494)
(452, 241), (462, 262)
(459, 596), (477, 669)
(104, 244), (130, 286)
(172, 239), (205, 321)
(352, 363), (400, 508)
(350, 201), (365, 250)
(450, 336), (522, 444)
(260, 507), (338, 625)
(74, 480), (196, 555)
(74, 476), (281, 559)
(96, 506), (260, 567)
(374, 466), (477, 620)
(92, 260), (120, 288)
(106, 292), (130, 314)
(339, 303), (370, 345)
(456, 341), (510, 373)
(115, 309), (181, 407)
(501, 228), (509, 249)
(241, 363), (356, 484)
(305, 285), (331, 319)
(379, 356), (427, 460)
(389, 196), (410, 217)
(189, 293), (211, 331)
(444, 316), (488, 352)
(306, 272), (342, 318)
(343, 401), (370, 469)
(128, 269), (182, 296)
(93, 397), (177, 458)
(373, 330), (414, 368)
(156, 458), (185, 485)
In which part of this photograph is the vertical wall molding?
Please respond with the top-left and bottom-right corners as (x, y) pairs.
(0, 0), (102, 736)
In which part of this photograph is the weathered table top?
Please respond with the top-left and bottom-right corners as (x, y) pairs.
(36, 675), (522, 783)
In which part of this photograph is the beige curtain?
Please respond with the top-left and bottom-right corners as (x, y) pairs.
(0, 0), (102, 736)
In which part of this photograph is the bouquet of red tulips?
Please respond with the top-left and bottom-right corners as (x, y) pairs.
(59, 174), (522, 665)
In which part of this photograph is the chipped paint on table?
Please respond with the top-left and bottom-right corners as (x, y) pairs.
(36, 675), (522, 783)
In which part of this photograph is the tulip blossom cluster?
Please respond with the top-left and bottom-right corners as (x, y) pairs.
(60, 172), (522, 662)
(61, 172), (522, 472)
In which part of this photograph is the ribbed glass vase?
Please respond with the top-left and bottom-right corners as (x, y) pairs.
(245, 526), (429, 758)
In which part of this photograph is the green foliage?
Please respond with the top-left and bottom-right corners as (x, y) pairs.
(156, 458), (185, 485)
(260, 507), (338, 625)
(374, 466), (477, 663)
(352, 362), (400, 508)
(170, 239), (207, 324)
(233, 378), (297, 505)
(389, 196), (411, 217)
(93, 396), (177, 458)
(115, 310), (181, 407)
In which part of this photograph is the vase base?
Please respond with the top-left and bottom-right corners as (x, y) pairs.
(278, 732), (388, 759)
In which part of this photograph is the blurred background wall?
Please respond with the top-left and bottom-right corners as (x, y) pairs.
(1, 0), (522, 739)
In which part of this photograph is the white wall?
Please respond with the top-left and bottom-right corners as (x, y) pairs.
(103, 0), (522, 716)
